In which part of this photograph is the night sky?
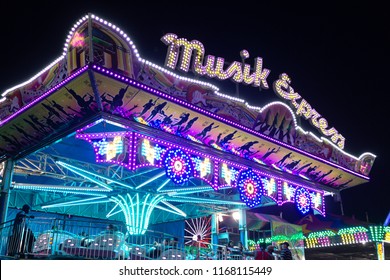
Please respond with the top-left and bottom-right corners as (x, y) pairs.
(1, 3), (388, 224)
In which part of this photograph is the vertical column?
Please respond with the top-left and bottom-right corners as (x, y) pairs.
(239, 208), (248, 248)
(376, 242), (385, 260)
(211, 213), (219, 253)
(0, 159), (14, 223)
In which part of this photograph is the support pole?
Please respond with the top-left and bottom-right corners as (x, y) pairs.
(211, 213), (219, 253)
(0, 159), (14, 223)
(239, 208), (248, 248)
(376, 242), (385, 260)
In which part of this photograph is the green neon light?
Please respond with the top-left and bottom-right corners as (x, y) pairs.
(106, 203), (120, 217)
(139, 194), (150, 231)
(307, 230), (336, 239)
(167, 196), (245, 205)
(136, 193), (140, 230)
(106, 209), (122, 218)
(160, 200), (187, 217)
(153, 204), (187, 217)
(58, 160), (135, 190)
(156, 179), (171, 191)
(56, 161), (113, 190)
(42, 197), (109, 208)
(160, 186), (213, 193)
(13, 184), (110, 193)
(338, 226), (368, 235)
(135, 172), (166, 189)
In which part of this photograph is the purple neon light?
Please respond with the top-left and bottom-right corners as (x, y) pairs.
(0, 66), (88, 126)
(75, 131), (131, 169)
(76, 129), (325, 214)
(163, 148), (193, 184)
(295, 187), (312, 215)
(90, 64), (369, 181)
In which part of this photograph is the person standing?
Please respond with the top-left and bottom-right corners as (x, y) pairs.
(279, 242), (293, 260)
(254, 245), (275, 260)
(8, 204), (35, 258)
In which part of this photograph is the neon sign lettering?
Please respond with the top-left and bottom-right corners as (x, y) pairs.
(161, 34), (346, 149)
(274, 73), (345, 149)
(161, 33), (270, 89)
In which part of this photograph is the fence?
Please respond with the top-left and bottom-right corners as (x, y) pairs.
(0, 217), (189, 260)
(0, 217), (264, 260)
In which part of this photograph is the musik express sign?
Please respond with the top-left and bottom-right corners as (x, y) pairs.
(161, 34), (345, 149)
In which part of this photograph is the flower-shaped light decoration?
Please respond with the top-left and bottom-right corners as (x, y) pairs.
(237, 169), (263, 208)
(163, 148), (194, 184)
(295, 187), (311, 215)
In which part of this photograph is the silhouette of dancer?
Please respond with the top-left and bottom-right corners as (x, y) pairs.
(276, 152), (292, 166)
(327, 174), (342, 185)
(172, 112), (190, 127)
(28, 114), (48, 132)
(123, 104), (139, 117)
(295, 162), (312, 173)
(336, 179), (353, 187)
(282, 120), (294, 144)
(146, 101), (168, 121)
(162, 113), (174, 125)
(284, 159), (301, 170)
(268, 112), (279, 137)
(65, 86), (94, 115)
(43, 116), (61, 129)
(261, 147), (281, 160)
(254, 110), (271, 133)
(316, 170), (333, 182)
(12, 124), (36, 142)
(1, 134), (21, 149)
(275, 116), (285, 138)
(51, 100), (72, 118)
(178, 116), (198, 133)
(237, 141), (259, 154)
(219, 130), (240, 146)
(139, 98), (158, 117)
(23, 118), (44, 134)
(305, 165), (318, 176)
(101, 85), (129, 112)
(41, 103), (66, 121)
(195, 122), (219, 140)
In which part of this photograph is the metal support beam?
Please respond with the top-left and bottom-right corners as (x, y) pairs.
(0, 159), (14, 223)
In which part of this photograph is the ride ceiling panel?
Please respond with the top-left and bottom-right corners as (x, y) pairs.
(93, 72), (368, 190)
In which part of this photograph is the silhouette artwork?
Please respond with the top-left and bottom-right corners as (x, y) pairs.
(295, 162), (312, 173)
(177, 116), (198, 133)
(65, 86), (94, 115)
(275, 152), (292, 166)
(237, 141), (259, 155)
(146, 101), (168, 122)
(172, 112), (190, 127)
(138, 98), (158, 117)
(219, 130), (240, 146)
(284, 159), (301, 170)
(51, 100), (73, 119)
(101, 85), (129, 114)
(261, 147), (281, 160)
(195, 122), (219, 141)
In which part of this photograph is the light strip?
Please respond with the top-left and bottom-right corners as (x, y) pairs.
(166, 196), (245, 205)
(135, 171), (166, 189)
(42, 196), (108, 208)
(156, 179), (171, 191)
(160, 200), (187, 217)
(152, 203), (187, 217)
(56, 161), (113, 190)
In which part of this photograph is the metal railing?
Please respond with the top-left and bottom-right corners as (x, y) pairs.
(0, 217), (189, 260)
(0, 217), (262, 260)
